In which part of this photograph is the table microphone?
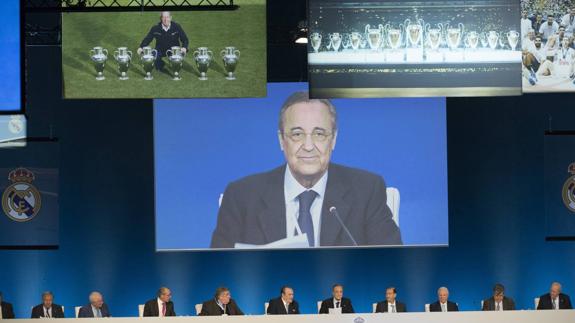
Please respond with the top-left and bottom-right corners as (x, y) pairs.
(329, 206), (358, 246)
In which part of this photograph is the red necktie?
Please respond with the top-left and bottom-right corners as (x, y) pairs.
(162, 302), (166, 316)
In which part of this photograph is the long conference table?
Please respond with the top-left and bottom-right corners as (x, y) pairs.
(11, 311), (575, 323)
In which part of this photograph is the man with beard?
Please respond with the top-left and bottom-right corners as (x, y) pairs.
(539, 14), (559, 41)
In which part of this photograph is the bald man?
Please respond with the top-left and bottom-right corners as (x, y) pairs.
(429, 287), (458, 312)
(537, 282), (572, 310)
(143, 287), (176, 317)
(78, 292), (111, 318)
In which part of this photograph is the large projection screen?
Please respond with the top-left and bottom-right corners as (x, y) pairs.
(0, 0), (23, 113)
(154, 83), (448, 251)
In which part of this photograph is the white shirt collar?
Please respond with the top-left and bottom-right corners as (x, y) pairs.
(161, 24), (171, 32)
(284, 166), (328, 203)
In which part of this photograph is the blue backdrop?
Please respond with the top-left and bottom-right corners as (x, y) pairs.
(154, 83), (448, 250)
(0, 47), (574, 319)
(0, 0), (22, 112)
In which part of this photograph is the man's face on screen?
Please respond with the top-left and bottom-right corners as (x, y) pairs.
(161, 13), (172, 27)
(332, 286), (343, 300)
(279, 101), (336, 188)
(218, 291), (231, 305)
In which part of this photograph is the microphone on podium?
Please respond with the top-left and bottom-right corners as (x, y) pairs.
(329, 206), (358, 246)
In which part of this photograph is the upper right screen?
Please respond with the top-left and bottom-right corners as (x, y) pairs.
(521, 0), (575, 93)
(308, 0), (522, 98)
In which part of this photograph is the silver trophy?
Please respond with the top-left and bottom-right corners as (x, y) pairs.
(425, 23), (443, 51)
(349, 32), (362, 51)
(446, 23), (464, 50)
(90, 46), (108, 81)
(365, 24), (384, 50)
(387, 25), (404, 50)
(480, 32), (488, 48)
(329, 33), (342, 51)
(507, 30), (519, 51)
(465, 31), (479, 50)
(487, 31), (499, 50)
(166, 46), (185, 81)
(139, 46), (158, 81)
(220, 46), (240, 80)
(310, 32), (322, 53)
(193, 47), (213, 81)
(405, 19), (424, 48)
(113, 47), (132, 80)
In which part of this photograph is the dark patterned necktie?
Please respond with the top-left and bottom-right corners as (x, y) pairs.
(298, 190), (317, 247)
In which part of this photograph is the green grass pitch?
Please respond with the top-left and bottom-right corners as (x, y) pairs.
(62, 1), (266, 98)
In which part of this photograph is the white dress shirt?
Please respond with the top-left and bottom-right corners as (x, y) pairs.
(157, 298), (165, 317)
(44, 306), (53, 318)
(495, 301), (503, 311)
(539, 21), (559, 40)
(333, 298), (341, 308)
(387, 302), (397, 313)
(552, 297), (559, 310)
(0, 304), (3, 319)
(282, 299), (290, 313)
(440, 302), (447, 312)
(284, 166), (328, 247)
(91, 305), (102, 318)
(161, 24), (171, 32)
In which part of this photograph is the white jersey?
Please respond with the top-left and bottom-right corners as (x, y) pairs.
(561, 14), (575, 34)
(554, 47), (575, 77)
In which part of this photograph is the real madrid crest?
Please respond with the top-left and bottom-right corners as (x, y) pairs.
(2, 167), (42, 222)
(562, 162), (575, 213)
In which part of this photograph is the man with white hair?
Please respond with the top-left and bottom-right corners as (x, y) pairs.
(537, 282), (573, 310)
(78, 292), (111, 318)
(561, 7), (575, 36)
(429, 287), (459, 312)
(138, 11), (189, 71)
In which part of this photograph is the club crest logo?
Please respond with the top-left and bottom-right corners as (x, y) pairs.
(562, 162), (575, 213)
(2, 168), (42, 222)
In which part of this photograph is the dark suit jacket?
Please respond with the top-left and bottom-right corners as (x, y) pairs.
(1, 301), (15, 319)
(31, 304), (65, 318)
(429, 301), (458, 312)
(199, 299), (243, 316)
(537, 293), (573, 310)
(482, 297), (515, 311)
(211, 163), (402, 248)
(375, 300), (407, 313)
(266, 297), (299, 315)
(143, 299), (176, 317)
(78, 304), (111, 318)
(319, 297), (354, 314)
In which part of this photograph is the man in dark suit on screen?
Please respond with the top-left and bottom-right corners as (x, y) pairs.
(537, 282), (573, 310)
(482, 283), (515, 311)
(319, 284), (354, 314)
(267, 286), (299, 315)
(143, 287), (176, 317)
(199, 287), (243, 316)
(375, 287), (407, 313)
(0, 292), (15, 319)
(429, 287), (458, 312)
(210, 91), (402, 249)
(78, 291), (111, 318)
(31, 291), (65, 318)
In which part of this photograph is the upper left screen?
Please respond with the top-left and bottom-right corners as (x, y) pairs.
(0, 0), (22, 112)
(62, 1), (266, 99)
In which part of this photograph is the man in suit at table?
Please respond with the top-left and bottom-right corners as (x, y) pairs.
(0, 291), (15, 319)
(319, 284), (354, 314)
(78, 291), (111, 318)
(210, 91), (402, 249)
(267, 286), (300, 314)
(31, 291), (65, 318)
(537, 282), (573, 310)
(375, 287), (407, 313)
(199, 287), (244, 316)
(429, 287), (459, 312)
(143, 287), (176, 317)
(482, 283), (515, 311)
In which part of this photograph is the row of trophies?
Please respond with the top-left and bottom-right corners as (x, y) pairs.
(89, 46), (241, 81)
(310, 19), (520, 54)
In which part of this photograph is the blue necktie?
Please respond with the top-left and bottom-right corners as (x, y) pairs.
(298, 190), (317, 247)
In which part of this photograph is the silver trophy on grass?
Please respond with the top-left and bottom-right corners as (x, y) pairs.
(113, 47), (132, 80)
(90, 46), (108, 81)
(166, 46), (185, 81)
(507, 30), (519, 50)
(487, 31), (499, 50)
(446, 23), (464, 50)
(349, 32), (362, 51)
(365, 24), (384, 50)
(387, 24), (404, 51)
(193, 47), (213, 81)
(220, 46), (240, 80)
(310, 32), (322, 53)
(465, 31), (479, 50)
(405, 19), (425, 49)
(139, 46), (158, 81)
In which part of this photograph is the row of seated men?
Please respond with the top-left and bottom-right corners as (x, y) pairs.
(0, 282), (572, 318)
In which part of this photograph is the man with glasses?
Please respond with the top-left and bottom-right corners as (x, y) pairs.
(199, 287), (244, 316)
(78, 291), (111, 318)
(210, 91), (401, 248)
(537, 282), (572, 310)
(482, 284), (515, 311)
